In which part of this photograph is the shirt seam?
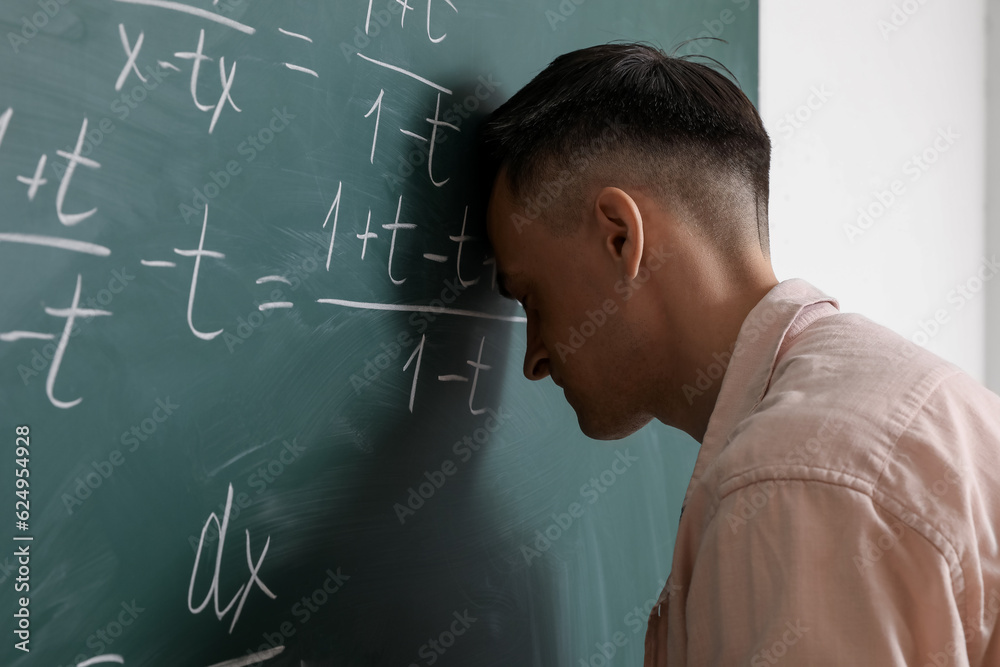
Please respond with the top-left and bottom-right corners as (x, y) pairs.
(868, 364), (969, 635)
(707, 474), (968, 641)
(870, 365), (965, 493)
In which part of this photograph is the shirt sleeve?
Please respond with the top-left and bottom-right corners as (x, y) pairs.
(681, 478), (970, 666)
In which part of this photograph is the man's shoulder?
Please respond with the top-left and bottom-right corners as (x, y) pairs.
(713, 309), (991, 494)
(696, 310), (1000, 632)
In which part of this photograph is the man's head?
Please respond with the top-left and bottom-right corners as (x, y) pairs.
(481, 43), (778, 442)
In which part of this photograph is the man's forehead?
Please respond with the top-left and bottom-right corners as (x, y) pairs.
(485, 172), (520, 252)
(485, 176), (533, 299)
(485, 170), (513, 222)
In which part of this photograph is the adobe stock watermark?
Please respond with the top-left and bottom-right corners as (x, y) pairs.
(773, 85), (834, 141)
(725, 412), (848, 534)
(7, 0), (75, 54)
(179, 107), (296, 223)
(555, 244), (672, 362)
(224, 244), (335, 353)
(349, 274), (474, 391)
(386, 74), (501, 191)
(393, 407), (513, 524)
(188, 438), (306, 553)
(16, 266), (135, 385)
(545, 0), (588, 31)
(920, 587), (1000, 667)
(225, 288), (294, 353)
(577, 594), (660, 667)
(244, 565), (349, 659)
(681, 300), (787, 405)
(508, 116), (627, 235)
(852, 462), (960, 573)
(676, 0), (753, 57)
(54, 600), (145, 667)
(350, 330), (417, 394)
(338, 0), (415, 63)
(213, 0), (245, 16)
(750, 619), (809, 666)
(406, 280), (474, 334)
(843, 126), (959, 243)
(893, 254), (1000, 359)
(45, 63), (178, 178)
(519, 448), (638, 566)
(108, 61), (176, 124)
(878, 0), (932, 40)
(61, 397), (180, 514)
(406, 609), (477, 667)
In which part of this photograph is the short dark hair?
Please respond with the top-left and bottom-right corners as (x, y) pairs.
(480, 42), (771, 258)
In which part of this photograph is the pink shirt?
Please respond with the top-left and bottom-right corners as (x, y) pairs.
(644, 278), (1000, 666)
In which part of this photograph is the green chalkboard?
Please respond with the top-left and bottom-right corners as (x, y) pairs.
(0, 1), (756, 665)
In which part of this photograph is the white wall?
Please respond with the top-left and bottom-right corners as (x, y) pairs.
(988, 0), (1000, 392)
(759, 0), (990, 388)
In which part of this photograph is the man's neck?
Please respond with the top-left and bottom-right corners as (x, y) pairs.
(665, 275), (779, 444)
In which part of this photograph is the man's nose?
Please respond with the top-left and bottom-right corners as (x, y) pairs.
(522, 313), (550, 381)
(523, 348), (550, 381)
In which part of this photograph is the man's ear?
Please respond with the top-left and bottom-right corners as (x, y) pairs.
(594, 186), (644, 280)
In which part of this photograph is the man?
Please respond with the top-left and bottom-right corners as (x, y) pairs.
(480, 43), (1000, 666)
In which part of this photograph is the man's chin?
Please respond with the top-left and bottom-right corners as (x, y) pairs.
(575, 410), (649, 441)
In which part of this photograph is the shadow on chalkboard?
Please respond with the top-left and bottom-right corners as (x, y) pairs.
(227, 77), (563, 667)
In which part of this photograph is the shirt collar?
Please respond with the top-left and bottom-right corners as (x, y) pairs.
(683, 278), (840, 507)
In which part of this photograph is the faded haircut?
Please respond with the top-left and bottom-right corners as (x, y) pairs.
(479, 42), (771, 259)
